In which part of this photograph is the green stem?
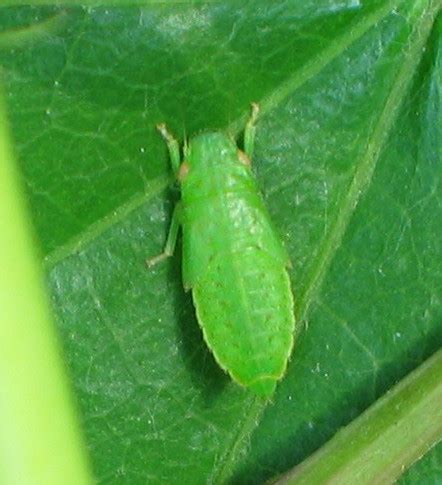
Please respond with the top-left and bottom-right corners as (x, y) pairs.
(275, 348), (442, 485)
(0, 88), (93, 483)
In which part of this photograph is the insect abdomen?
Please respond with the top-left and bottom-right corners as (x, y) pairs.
(181, 191), (289, 290)
(192, 247), (294, 397)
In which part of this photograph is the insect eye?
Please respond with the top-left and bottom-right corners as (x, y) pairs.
(237, 150), (251, 167)
(178, 161), (190, 182)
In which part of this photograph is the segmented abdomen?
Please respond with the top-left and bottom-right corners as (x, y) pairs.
(192, 247), (294, 397)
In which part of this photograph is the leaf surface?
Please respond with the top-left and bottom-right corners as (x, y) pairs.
(2, 1), (441, 483)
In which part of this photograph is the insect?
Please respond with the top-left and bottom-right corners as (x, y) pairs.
(148, 104), (295, 397)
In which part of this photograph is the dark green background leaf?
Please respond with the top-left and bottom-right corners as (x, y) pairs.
(2, 1), (441, 483)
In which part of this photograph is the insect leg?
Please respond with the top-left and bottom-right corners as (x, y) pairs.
(146, 202), (182, 268)
(157, 123), (181, 176)
(244, 102), (260, 159)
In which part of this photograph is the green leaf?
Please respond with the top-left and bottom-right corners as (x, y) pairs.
(2, 0), (441, 483)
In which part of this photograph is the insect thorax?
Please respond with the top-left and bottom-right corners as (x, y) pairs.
(181, 135), (256, 204)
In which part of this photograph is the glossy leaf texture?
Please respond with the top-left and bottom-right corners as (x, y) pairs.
(2, 1), (441, 483)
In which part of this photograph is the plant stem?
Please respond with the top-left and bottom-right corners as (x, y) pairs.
(0, 88), (93, 484)
(274, 348), (442, 485)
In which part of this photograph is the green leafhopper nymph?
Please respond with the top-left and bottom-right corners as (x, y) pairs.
(148, 104), (295, 397)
